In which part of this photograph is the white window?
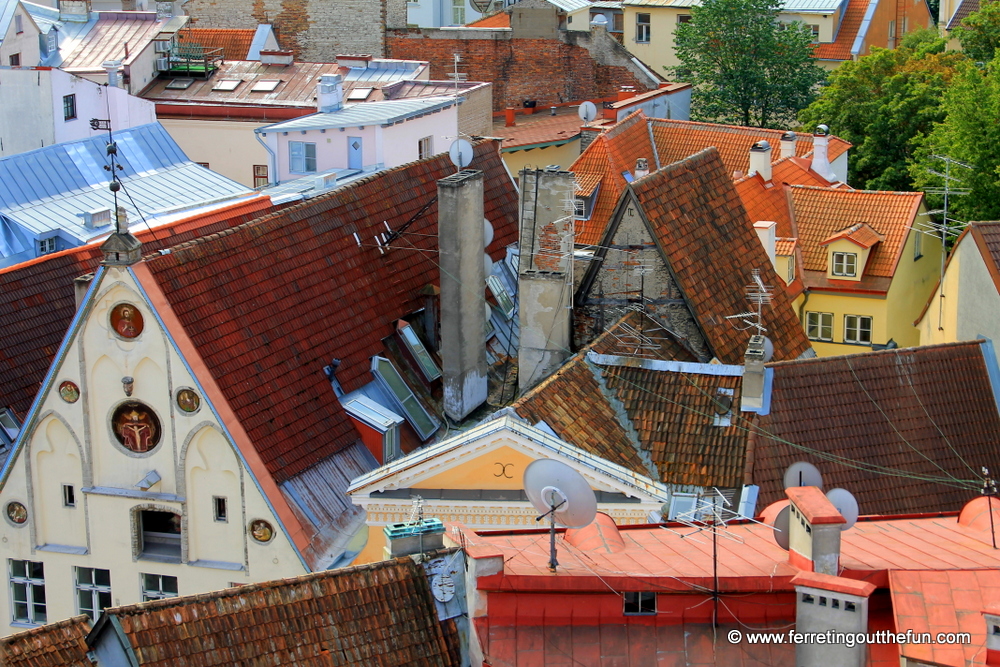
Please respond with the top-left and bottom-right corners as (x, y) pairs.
(623, 591), (656, 615)
(487, 274), (516, 319)
(0, 408), (20, 443)
(832, 251), (857, 277)
(63, 484), (75, 507)
(452, 0), (465, 24)
(786, 256), (795, 283)
(418, 136), (433, 160)
(888, 20), (895, 48)
(844, 315), (872, 345)
(636, 13), (651, 42)
(668, 493), (698, 519)
(38, 238), (56, 255)
(141, 573), (178, 601)
(75, 567), (111, 620)
(371, 356), (440, 440)
(253, 164), (269, 188)
(289, 141), (317, 173)
(10, 560), (46, 625)
(341, 396), (404, 464)
(806, 311), (833, 341)
(808, 24), (820, 42)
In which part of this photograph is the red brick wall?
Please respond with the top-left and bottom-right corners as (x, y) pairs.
(386, 35), (651, 112)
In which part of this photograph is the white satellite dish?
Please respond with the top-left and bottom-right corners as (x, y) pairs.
(784, 461), (823, 490)
(590, 14), (608, 27)
(484, 218), (494, 247)
(771, 504), (790, 550)
(448, 138), (474, 170)
(578, 101), (598, 124)
(825, 488), (859, 531)
(524, 459), (597, 572)
(483, 252), (494, 276)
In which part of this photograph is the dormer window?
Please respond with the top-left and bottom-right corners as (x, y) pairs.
(396, 321), (441, 382)
(832, 252), (857, 277)
(371, 356), (440, 441)
(342, 395), (404, 464)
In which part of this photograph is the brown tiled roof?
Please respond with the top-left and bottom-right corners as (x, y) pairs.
(629, 148), (813, 364)
(790, 185), (922, 277)
(178, 28), (257, 59)
(972, 221), (1000, 294)
(748, 340), (1000, 515)
(467, 11), (511, 27)
(103, 558), (458, 667)
(0, 197), (276, 420)
(813, 0), (869, 60)
(0, 616), (91, 667)
(142, 142), (519, 482)
(947, 0), (980, 30)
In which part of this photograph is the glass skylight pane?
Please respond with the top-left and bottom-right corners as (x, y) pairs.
(251, 79), (281, 92)
(371, 357), (440, 439)
(487, 275), (515, 319)
(347, 87), (373, 101)
(212, 79), (241, 91)
(165, 78), (194, 90)
(399, 323), (441, 381)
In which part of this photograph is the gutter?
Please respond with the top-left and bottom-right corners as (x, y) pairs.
(254, 131), (277, 187)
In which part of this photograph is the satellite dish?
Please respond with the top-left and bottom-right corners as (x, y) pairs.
(761, 336), (774, 363)
(524, 459), (597, 528)
(771, 504), (790, 550)
(483, 218), (494, 247)
(448, 139), (474, 170)
(783, 461), (823, 490)
(578, 101), (598, 124)
(825, 488), (859, 531)
(469, 0), (491, 12)
(483, 252), (494, 276)
(590, 14), (608, 26)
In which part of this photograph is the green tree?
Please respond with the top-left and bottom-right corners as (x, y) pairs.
(957, 1), (1000, 62)
(670, 0), (825, 128)
(798, 30), (969, 190)
(911, 58), (1000, 222)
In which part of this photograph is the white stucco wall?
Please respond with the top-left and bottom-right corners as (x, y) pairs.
(956, 237), (1000, 342)
(0, 4), (41, 67)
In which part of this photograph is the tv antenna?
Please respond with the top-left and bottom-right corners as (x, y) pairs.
(923, 155), (973, 330)
(446, 53), (467, 92)
(523, 459), (597, 572)
(448, 138), (474, 173)
(578, 101), (598, 125)
(983, 467), (998, 549)
(724, 268), (772, 335)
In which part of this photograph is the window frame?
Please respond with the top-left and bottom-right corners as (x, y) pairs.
(63, 94), (77, 121)
(418, 136), (433, 160)
(635, 12), (651, 43)
(805, 311), (833, 342)
(253, 164), (269, 187)
(63, 484), (75, 507)
(140, 573), (178, 602)
(832, 251), (857, 277)
(288, 141), (317, 174)
(38, 237), (56, 255)
(913, 230), (923, 260)
(138, 510), (182, 562)
(623, 591), (656, 615)
(371, 356), (440, 440)
(9, 53), (20, 67)
(397, 321), (442, 382)
(451, 0), (465, 25)
(213, 496), (228, 523)
(808, 24), (820, 43)
(676, 13), (691, 23)
(9, 559), (46, 626)
(15, 14), (23, 33)
(844, 314), (873, 345)
(75, 567), (111, 620)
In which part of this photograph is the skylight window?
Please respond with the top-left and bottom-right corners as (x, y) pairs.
(397, 321), (441, 382)
(347, 87), (373, 101)
(487, 275), (515, 319)
(371, 356), (440, 440)
(165, 78), (194, 90)
(251, 79), (281, 92)
(212, 79), (242, 91)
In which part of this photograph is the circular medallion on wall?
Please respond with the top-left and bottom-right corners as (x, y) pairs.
(249, 519), (275, 544)
(111, 401), (162, 454)
(5, 501), (27, 526)
(59, 381), (80, 403)
(175, 388), (200, 414)
(110, 303), (144, 339)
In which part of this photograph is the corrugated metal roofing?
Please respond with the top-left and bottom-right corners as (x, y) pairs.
(0, 123), (250, 241)
(545, 0), (592, 12)
(255, 96), (459, 132)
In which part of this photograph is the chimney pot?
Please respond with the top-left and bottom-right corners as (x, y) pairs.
(748, 140), (773, 182)
(810, 124), (838, 183)
(317, 73), (344, 113)
(634, 157), (649, 178)
(779, 131), (797, 159)
(505, 107), (516, 127)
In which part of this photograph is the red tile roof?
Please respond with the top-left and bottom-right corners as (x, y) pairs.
(947, 0), (980, 30)
(0, 196), (276, 420)
(101, 558), (459, 667)
(467, 11), (511, 27)
(972, 221), (1000, 295)
(748, 340), (1000, 516)
(821, 222), (886, 248)
(0, 616), (91, 667)
(142, 142), (519, 482)
(813, 0), (869, 61)
(790, 186), (922, 277)
(492, 107), (583, 150)
(775, 237), (798, 256)
(628, 148), (813, 364)
(178, 28), (257, 59)
(890, 569), (1000, 666)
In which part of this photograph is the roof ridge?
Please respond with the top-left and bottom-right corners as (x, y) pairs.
(765, 339), (986, 368)
(790, 184), (921, 196)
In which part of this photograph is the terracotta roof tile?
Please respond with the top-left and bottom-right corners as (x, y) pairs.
(178, 28), (257, 60)
(467, 11), (511, 27)
(105, 558), (458, 667)
(813, 0), (869, 60)
(630, 148), (813, 364)
(790, 185), (921, 276)
(0, 616), (91, 667)
(947, 0), (980, 30)
(143, 142), (519, 482)
(0, 196), (276, 420)
(971, 221), (1000, 295)
(749, 340), (1000, 515)
(574, 171), (601, 197)
(820, 222), (885, 248)
(775, 237), (798, 256)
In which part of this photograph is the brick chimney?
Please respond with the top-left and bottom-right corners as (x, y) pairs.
(983, 604), (1000, 665)
(438, 170), (488, 421)
(748, 140), (772, 181)
(792, 571), (874, 667)
(317, 74), (343, 113)
(785, 486), (846, 575)
(779, 131), (797, 159)
(810, 125), (838, 183)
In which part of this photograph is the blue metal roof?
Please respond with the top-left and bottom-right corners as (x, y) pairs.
(255, 96), (459, 133)
(0, 122), (250, 243)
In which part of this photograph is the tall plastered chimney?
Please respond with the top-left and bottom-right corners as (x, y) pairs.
(753, 221), (777, 269)
(785, 486), (846, 575)
(317, 73), (344, 113)
(438, 170), (488, 421)
(741, 335), (767, 412)
(103, 60), (122, 88)
(810, 124), (838, 183)
(747, 140), (772, 181)
(792, 571), (874, 667)
(517, 167), (574, 392)
(779, 131), (796, 159)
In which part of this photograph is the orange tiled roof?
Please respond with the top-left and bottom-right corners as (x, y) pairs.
(775, 237), (798, 256)
(467, 11), (511, 27)
(574, 171), (601, 197)
(178, 28), (257, 60)
(821, 222), (885, 248)
(790, 185), (922, 277)
(0, 616), (91, 667)
(736, 157), (840, 239)
(493, 108), (583, 150)
(813, 0), (869, 60)
(101, 558), (459, 667)
(972, 221), (1000, 295)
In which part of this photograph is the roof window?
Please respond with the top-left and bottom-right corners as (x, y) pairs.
(371, 356), (440, 440)
(397, 321), (441, 382)
(165, 78), (195, 90)
(487, 275), (515, 320)
(251, 79), (281, 92)
(347, 87), (373, 101)
(212, 79), (242, 91)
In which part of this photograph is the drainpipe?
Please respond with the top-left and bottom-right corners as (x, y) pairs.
(254, 132), (277, 186)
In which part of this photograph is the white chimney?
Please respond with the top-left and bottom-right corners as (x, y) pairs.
(741, 335), (768, 412)
(748, 140), (772, 181)
(779, 131), (796, 159)
(810, 124), (838, 183)
(317, 73), (344, 113)
(634, 158), (649, 179)
(103, 60), (122, 88)
(753, 221), (777, 269)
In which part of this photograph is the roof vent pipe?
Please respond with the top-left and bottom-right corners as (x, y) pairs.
(317, 73), (344, 113)
(103, 60), (122, 88)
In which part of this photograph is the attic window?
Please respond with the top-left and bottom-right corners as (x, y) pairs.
(347, 87), (373, 101)
(832, 252), (857, 277)
(371, 356), (440, 440)
(165, 78), (195, 90)
(212, 79), (242, 91)
(621, 170), (634, 183)
(0, 408), (20, 445)
(397, 321), (441, 382)
(342, 396), (404, 464)
(574, 188), (599, 220)
(251, 79), (281, 92)
(487, 275), (515, 319)
(711, 388), (734, 427)
(668, 493), (698, 520)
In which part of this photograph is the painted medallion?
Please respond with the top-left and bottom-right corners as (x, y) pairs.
(176, 388), (200, 413)
(110, 303), (144, 339)
(6, 501), (26, 525)
(249, 519), (274, 543)
(59, 381), (80, 403)
(111, 402), (161, 453)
